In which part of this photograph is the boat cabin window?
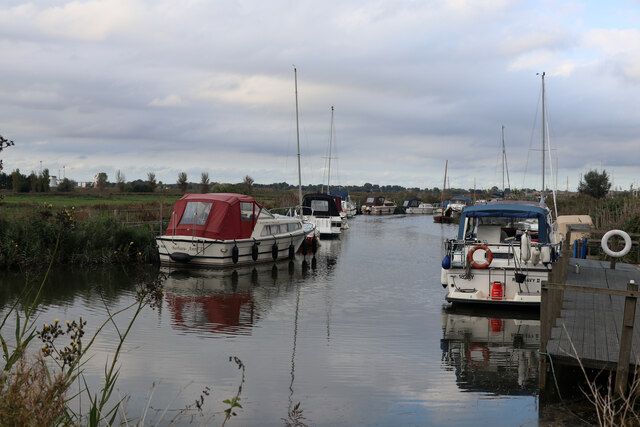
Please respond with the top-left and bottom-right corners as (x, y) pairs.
(465, 216), (540, 243)
(179, 202), (212, 226)
(402, 201), (409, 207)
(240, 202), (257, 221)
(310, 199), (329, 213)
(287, 222), (301, 232)
(366, 197), (375, 204)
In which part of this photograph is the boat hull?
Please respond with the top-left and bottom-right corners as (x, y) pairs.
(156, 231), (308, 268)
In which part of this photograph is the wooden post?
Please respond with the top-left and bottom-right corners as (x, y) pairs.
(540, 281), (549, 390)
(615, 281), (638, 396)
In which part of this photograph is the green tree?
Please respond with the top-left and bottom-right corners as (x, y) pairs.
(578, 169), (611, 199)
(243, 175), (254, 195)
(200, 172), (210, 193)
(57, 178), (74, 192)
(115, 169), (126, 192)
(177, 172), (188, 193)
(146, 172), (156, 191)
(96, 172), (108, 191)
(11, 169), (22, 192)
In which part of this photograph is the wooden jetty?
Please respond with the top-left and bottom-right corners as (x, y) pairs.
(540, 230), (640, 396)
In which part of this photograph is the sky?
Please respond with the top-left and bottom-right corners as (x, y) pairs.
(1, 0), (639, 192)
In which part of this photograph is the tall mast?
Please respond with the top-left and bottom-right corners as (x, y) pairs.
(442, 160), (448, 208)
(294, 67), (302, 216)
(541, 71), (546, 201)
(327, 106), (334, 193)
(501, 125), (505, 194)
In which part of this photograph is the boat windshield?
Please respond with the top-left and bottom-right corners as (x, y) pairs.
(258, 209), (274, 219)
(310, 199), (329, 213)
(240, 202), (258, 221)
(179, 202), (212, 226)
(465, 216), (542, 242)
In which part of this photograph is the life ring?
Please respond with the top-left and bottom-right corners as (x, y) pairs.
(601, 229), (632, 258)
(465, 344), (490, 369)
(468, 245), (493, 269)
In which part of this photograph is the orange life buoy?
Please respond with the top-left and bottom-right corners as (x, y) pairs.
(465, 344), (490, 369)
(468, 244), (493, 269)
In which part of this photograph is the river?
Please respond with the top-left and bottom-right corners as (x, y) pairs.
(0, 214), (541, 426)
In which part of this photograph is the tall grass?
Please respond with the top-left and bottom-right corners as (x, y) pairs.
(0, 203), (158, 269)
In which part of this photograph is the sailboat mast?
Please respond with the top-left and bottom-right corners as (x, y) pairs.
(501, 125), (505, 194)
(327, 106), (334, 194)
(442, 160), (448, 207)
(294, 67), (302, 216)
(541, 71), (546, 200)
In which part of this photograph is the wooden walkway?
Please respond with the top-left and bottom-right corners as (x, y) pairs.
(545, 258), (640, 370)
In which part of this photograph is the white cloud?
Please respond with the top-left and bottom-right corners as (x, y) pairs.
(149, 94), (185, 108)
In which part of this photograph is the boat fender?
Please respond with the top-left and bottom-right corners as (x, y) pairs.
(541, 246), (551, 264)
(272, 242), (279, 260)
(520, 233), (531, 262)
(601, 229), (632, 258)
(441, 269), (448, 288)
(251, 242), (259, 261)
(232, 245), (239, 264)
(301, 238), (309, 256)
(288, 244), (295, 260)
(468, 244), (493, 269)
(311, 236), (318, 254)
(531, 247), (540, 266)
(169, 252), (191, 263)
(442, 254), (451, 269)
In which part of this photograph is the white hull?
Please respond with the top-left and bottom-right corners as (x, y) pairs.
(405, 205), (434, 214)
(362, 205), (396, 215)
(157, 231), (308, 267)
(304, 215), (342, 238)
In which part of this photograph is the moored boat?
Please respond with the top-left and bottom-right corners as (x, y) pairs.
(302, 193), (343, 238)
(440, 201), (560, 305)
(402, 198), (434, 214)
(361, 196), (396, 215)
(157, 193), (312, 267)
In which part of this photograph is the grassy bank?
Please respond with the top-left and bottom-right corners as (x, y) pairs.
(0, 202), (158, 270)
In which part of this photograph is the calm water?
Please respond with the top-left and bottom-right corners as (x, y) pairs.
(0, 214), (540, 426)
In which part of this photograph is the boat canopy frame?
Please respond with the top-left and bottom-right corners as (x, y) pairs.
(457, 202), (552, 244)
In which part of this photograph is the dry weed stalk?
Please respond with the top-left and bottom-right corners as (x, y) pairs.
(561, 324), (640, 426)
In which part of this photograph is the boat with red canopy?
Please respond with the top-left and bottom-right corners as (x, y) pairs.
(156, 193), (312, 267)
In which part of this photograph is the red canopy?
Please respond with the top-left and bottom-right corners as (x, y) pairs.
(165, 193), (262, 240)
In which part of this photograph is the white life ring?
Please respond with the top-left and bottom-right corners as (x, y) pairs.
(601, 229), (632, 258)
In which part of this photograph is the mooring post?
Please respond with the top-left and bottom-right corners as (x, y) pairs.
(615, 280), (638, 396)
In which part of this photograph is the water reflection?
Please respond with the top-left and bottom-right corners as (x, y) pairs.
(440, 305), (540, 394)
(162, 261), (316, 337)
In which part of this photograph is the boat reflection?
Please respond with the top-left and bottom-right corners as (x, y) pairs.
(162, 261), (312, 337)
(440, 305), (540, 394)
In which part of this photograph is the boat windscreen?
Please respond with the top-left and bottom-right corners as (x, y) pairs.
(179, 202), (212, 226)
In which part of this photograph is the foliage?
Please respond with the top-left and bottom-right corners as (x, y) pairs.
(0, 203), (158, 269)
(578, 169), (611, 199)
(56, 178), (74, 192)
(243, 175), (254, 195)
(0, 134), (15, 173)
(200, 172), (210, 193)
(0, 237), (166, 426)
(146, 172), (156, 191)
(116, 169), (126, 192)
(177, 172), (188, 193)
(96, 172), (108, 191)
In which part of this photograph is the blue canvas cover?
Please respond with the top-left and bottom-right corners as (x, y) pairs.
(457, 201), (552, 243)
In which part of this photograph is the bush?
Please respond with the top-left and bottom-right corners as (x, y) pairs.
(0, 204), (158, 269)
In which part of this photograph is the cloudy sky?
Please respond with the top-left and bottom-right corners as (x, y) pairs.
(1, 0), (639, 191)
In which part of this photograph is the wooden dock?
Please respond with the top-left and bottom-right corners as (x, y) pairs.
(543, 258), (640, 370)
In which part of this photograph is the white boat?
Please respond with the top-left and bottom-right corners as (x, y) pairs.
(156, 193), (312, 267)
(440, 201), (560, 305)
(361, 196), (397, 215)
(448, 196), (472, 213)
(402, 198), (434, 214)
(440, 73), (562, 306)
(302, 193), (343, 238)
(330, 188), (357, 218)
